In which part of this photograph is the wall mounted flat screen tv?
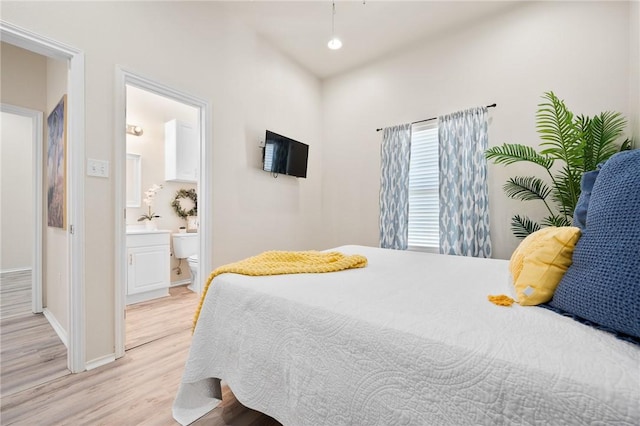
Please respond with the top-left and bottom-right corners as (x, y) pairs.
(262, 130), (309, 178)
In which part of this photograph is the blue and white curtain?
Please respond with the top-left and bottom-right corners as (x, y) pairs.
(379, 124), (412, 249)
(438, 107), (492, 257)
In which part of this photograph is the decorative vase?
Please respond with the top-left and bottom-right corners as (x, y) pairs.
(145, 220), (157, 231)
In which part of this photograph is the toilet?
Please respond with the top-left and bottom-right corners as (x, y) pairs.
(172, 233), (198, 291)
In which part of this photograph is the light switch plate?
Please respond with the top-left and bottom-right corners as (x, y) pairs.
(87, 158), (109, 178)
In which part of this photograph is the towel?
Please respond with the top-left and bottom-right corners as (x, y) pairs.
(193, 250), (368, 330)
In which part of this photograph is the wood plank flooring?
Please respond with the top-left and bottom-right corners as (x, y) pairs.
(0, 270), (69, 398)
(1, 285), (281, 425)
(0, 270), (32, 319)
(0, 313), (69, 398)
(126, 286), (199, 350)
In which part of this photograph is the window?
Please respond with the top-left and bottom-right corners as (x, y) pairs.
(408, 122), (439, 252)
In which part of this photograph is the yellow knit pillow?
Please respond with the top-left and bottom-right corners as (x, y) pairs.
(509, 226), (581, 306)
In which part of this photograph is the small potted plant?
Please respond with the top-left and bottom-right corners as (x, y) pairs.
(138, 183), (163, 230)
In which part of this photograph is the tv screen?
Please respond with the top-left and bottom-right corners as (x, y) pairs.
(263, 130), (309, 178)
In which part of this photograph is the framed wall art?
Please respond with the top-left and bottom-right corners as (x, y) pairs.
(46, 94), (67, 229)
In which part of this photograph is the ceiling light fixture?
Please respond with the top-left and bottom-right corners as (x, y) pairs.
(327, 1), (342, 50)
(126, 124), (144, 136)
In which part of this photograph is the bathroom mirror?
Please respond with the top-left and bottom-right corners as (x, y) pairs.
(126, 153), (142, 208)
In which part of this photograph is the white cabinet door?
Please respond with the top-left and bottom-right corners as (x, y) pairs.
(127, 245), (170, 295)
(165, 119), (198, 183)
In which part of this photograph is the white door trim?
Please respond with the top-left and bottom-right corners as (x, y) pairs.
(1, 20), (86, 373)
(0, 104), (44, 314)
(114, 67), (212, 359)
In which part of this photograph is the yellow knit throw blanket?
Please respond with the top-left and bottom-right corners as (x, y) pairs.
(192, 250), (368, 330)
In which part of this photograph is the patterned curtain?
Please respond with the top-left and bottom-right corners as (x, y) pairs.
(380, 124), (412, 249)
(438, 107), (492, 257)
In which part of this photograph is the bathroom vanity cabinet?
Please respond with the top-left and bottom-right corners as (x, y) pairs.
(126, 230), (171, 305)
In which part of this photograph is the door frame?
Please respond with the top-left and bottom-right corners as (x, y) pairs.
(114, 67), (212, 358)
(0, 104), (44, 314)
(0, 20), (86, 373)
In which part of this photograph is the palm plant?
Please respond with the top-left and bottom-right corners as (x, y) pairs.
(486, 91), (631, 238)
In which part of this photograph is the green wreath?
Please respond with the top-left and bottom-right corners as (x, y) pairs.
(171, 188), (197, 219)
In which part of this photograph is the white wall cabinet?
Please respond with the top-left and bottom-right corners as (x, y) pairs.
(165, 119), (198, 183)
(126, 231), (170, 305)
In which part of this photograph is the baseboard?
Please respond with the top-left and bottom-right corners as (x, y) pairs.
(126, 288), (169, 305)
(85, 354), (116, 371)
(0, 267), (31, 276)
(43, 308), (68, 349)
(170, 278), (191, 287)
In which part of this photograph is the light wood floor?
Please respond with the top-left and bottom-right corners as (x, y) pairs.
(126, 286), (199, 350)
(0, 270), (69, 398)
(1, 285), (281, 425)
(0, 270), (32, 319)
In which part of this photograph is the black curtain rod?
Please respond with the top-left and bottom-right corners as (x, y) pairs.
(375, 103), (497, 132)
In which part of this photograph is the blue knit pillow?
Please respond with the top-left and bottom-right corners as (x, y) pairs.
(572, 167), (600, 230)
(549, 150), (640, 340)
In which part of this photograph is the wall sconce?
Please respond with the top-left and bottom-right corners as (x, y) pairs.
(126, 124), (144, 136)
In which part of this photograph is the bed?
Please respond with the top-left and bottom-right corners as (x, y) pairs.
(173, 244), (640, 425)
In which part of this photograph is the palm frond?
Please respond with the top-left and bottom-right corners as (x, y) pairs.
(536, 92), (581, 168)
(550, 166), (582, 218)
(541, 215), (572, 228)
(511, 215), (541, 239)
(494, 91), (630, 241)
(485, 144), (553, 169)
(575, 114), (593, 171)
(590, 111), (627, 165)
(503, 176), (552, 202)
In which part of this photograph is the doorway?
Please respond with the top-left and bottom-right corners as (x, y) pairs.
(0, 105), (42, 316)
(115, 69), (211, 358)
(124, 85), (199, 349)
(0, 106), (69, 396)
(0, 21), (86, 374)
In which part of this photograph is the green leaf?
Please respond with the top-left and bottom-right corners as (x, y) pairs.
(492, 91), (630, 240)
(550, 166), (582, 218)
(536, 92), (581, 169)
(485, 144), (553, 169)
(541, 215), (572, 227)
(503, 176), (552, 202)
(575, 114), (594, 171)
(511, 215), (541, 239)
(590, 111), (627, 165)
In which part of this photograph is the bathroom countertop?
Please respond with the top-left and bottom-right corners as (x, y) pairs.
(126, 228), (171, 235)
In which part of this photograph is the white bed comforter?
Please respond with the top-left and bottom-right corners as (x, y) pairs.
(173, 245), (640, 425)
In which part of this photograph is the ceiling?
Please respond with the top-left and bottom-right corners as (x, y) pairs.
(223, 1), (523, 79)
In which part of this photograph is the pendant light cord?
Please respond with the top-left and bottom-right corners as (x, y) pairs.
(331, 1), (336, 37)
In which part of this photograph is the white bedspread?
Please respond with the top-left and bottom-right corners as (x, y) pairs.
(173, 245), (640, 425)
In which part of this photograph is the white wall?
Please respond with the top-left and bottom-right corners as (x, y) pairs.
(0, 42), (47, 111)
(0, 43), (46, 272)
(1, 112), (33, 271)
(2, 2), (323, 362)
(630, 0), (640, 146)
(45, 57), (69, 334)
(322, 1), (633, 259)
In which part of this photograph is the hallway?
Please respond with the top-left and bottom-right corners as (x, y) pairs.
(0, 270), (68, 398)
